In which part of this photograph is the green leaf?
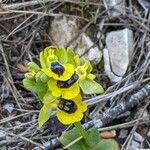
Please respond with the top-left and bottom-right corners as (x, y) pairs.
(35, 71), (49, 83)
(38, 91), (47, 101)
(79, 78), (104, 94)
(60, 128), (88, 150)
(60, 128), (102, 150)
(23, 78), (47, 94)
(38, 104), (52, 128)
(94, 139), (119, 150)
(60, 127), (119, 150)
(55, 47), (68, 64)
(35, 71), (43, 83)
(38, 89), (54, 102)
(66, 48), (76, 66)
(28, 62), (40, 72)
(86, 128), (100, 148)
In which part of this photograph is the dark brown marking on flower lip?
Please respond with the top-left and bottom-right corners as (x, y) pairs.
(57, 73), (79, 88)
(58, 99), (77, 114)
(50, 61), (65, 77)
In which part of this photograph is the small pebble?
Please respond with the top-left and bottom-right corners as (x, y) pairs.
(3, 103), (14, 113)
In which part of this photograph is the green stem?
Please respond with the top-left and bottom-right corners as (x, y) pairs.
(74, 122), (87, 139)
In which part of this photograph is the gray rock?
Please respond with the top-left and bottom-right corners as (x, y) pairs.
(118, 129), (128, 139)
(50, 16), (102, 65)
(103, 48), (122, 82)
(104, 28), (134, 82)
(76, 33), (102, 65)
(147, 130), (150, 137)
(103, 0), (125, 17)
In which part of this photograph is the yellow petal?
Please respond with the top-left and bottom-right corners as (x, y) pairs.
(48, 80), (62, 97)
(78, 101), (87, 112)
(56, 109), (83, 125)
(62, 83), (80, 99)
(72, 95), (87, 112)
(41, 68), (53, 78)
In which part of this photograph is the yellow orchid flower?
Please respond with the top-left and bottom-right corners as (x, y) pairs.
(75, 59), (96, 81)
(48, 79), (80, 99)
(42, 61), (75, 81)
(56, 94), (87, 125)
(75, 59), (104, 94)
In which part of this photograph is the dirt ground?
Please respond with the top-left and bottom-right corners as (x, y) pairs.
(0, 0), (150, 149)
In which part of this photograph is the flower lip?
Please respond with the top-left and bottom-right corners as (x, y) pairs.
(58, 99), (77, 114)
(56, 94), (87, 124)
(57, 73), (79, 88)
(50, 61), (65, 77)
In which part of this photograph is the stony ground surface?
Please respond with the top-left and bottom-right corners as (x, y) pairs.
(0, 0), (150, 149)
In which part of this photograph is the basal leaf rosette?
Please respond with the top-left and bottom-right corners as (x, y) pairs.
(56, 94), (87, 125)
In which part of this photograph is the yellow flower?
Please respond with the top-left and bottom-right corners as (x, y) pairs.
(75, 63), (88, 80)
(56, 94), (87, 124)
(42, 61), (74, 81)
(48, 79), (80, 99)
(75, 60), (96, 81)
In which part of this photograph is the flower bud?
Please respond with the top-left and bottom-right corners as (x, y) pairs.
(35, 71), (43, 82)
(40, 73), (49, 83)
(25, 72), (35, 79)
(28, 62), (40, 72)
